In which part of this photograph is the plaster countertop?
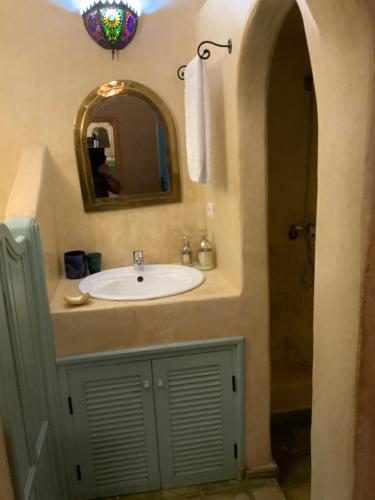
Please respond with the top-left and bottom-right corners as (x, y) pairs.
(50, 267), (240, 313)
(51, 268), (243, 358)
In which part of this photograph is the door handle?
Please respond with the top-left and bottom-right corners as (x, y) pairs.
(143, 380), (151, 390)
(157, 379), (165, 389)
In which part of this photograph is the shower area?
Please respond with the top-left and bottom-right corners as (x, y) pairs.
(267, 4), (317, 497)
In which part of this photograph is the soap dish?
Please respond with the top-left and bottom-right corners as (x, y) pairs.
(63, 292), (91, 306)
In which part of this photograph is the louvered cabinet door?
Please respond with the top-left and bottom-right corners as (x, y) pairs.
(68, 362), (160, 499)
(152, 351), (236, 489)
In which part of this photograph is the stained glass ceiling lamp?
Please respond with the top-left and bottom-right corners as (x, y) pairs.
(81, 1), (140, 59)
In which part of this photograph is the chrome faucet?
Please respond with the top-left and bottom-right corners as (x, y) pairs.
(133, 250), (144, 271)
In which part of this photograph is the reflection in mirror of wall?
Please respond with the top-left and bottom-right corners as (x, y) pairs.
(75, 81), (181, 211)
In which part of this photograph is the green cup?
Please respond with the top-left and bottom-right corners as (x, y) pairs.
(86, 252), (102, 274)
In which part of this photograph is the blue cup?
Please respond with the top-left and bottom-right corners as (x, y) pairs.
(64, 250), (87, 279)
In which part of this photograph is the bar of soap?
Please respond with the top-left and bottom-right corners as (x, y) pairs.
(63, 292), (91, 306)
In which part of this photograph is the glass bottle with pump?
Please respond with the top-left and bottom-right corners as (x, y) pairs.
(197, 230), (215, 270)
(181, 235), (192, 266)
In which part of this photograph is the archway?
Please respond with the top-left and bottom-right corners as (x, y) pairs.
(267, 4), (317, 495)
(236, 1), (375, 499)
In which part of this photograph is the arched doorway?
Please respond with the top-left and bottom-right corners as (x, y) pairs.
(236, 0), (375, 499)
(268, 4), (317, 498)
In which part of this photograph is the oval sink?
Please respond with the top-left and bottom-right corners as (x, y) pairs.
(79, 264), (204, 301)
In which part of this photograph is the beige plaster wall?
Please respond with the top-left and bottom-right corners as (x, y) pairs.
(302, 3), (373, 499)
(0, 0), (207, 494)
(353, 4), (375, 498)
(1, 0), (374, 498)
(199, 0), (375, 499)
(5, 145), (61, 301)
(196, 0), (272, 470)
(0, 0), (207, 271)
(355, 234), (375, 500)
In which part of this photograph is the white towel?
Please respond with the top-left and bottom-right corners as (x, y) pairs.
(184, 56), (211, 184)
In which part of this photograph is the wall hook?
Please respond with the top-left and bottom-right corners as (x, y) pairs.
(177, 38), (232, 80)
(197, 39), (232, 60)
(177, 65), (187, 80)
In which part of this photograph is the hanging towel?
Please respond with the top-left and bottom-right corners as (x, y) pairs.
(184, 56), (211, 184)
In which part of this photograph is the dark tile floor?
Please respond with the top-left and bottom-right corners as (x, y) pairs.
(101, 479), (286, 500)
(97, 409), (314, 500)
(271, 410), (311, 500)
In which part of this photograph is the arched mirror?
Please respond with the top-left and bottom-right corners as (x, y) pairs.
(75, 80), (181, 211)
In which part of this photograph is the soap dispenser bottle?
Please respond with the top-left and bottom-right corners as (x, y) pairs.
(181, 235), (193, 266)
(198, 230), (215, 271)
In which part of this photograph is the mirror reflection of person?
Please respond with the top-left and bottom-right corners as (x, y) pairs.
(88, 147), (121, 198)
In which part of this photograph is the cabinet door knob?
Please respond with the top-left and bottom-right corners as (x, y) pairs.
(157, 379), (165, 389)
(143, 380), (151, 390)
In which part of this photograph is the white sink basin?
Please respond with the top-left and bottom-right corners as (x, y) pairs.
(79, 264), (204, 301)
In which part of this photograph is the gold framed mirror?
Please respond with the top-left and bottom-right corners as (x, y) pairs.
(74, 80), (181, 212)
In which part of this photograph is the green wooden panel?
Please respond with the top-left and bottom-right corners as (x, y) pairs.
(67, 361), (161, 499)
(34, 434), (59, 500)
(57, 337), (245, 368)
(7, 218), (67, 496)
(28, 489), (38, 500)
(6, 255), (49, 458)
(0, 276), (32, 497)
(152, 350), (236, 489)
(0, 220), (66, 500)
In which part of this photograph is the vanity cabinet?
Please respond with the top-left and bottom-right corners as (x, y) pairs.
(58, 340), (244, 500)
(152, 352), (236, 489)
(67, 361), (160, 499)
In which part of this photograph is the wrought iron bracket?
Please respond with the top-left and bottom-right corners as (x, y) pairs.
(177, 38), (232, 80)
(197, 39), (232, 60)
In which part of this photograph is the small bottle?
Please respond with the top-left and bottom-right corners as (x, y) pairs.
(181, 235), (192, 266)
(197, 230), (215, 271)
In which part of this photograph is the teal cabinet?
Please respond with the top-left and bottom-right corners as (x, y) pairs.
(59, 339), (244, 500)
(153, 351), (236, 489)
(67, 362), (160, 499)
